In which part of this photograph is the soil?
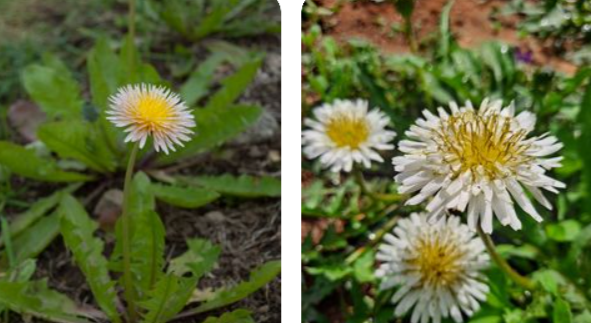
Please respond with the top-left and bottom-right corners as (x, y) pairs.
(313, 0), (577, 75)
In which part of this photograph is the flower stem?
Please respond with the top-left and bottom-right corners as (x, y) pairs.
(122, 143), (140, 322)
(345, 214), (399, 265)
(403, 16), (418, 54)
(352, 168), (403, 203)
(128, 0), (137, 79)
(477, 226), (536, 290)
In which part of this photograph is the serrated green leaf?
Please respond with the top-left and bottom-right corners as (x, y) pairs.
(21, 54), (82, 120)
(168, 239), (221, 279)
(2, 212), (59, 267)
(178, 174), (280, 198)
(59, 195), (121, 323)
(139, 274), (196, 323)
(38, 120), (117, 173)
(202, 309), (254, 323)
(553, 297), (572, 323)
(0, 280), (96, 323)
(157, 105), (261, 164)
(185, 260), (280, 315)
(151, 183), (220, 209)
(204, 57), (263, 111)
(180, 54), (227, 107)
(0, 141), (92, 182)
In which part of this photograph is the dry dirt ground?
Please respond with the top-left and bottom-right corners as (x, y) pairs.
(313, 0), (576, 74)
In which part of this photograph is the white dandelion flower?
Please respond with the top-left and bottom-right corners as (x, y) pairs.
(107, 84), (196, 154)
(302, 99), (396, 172)
(376, 213), (490, 323)
(393, 99), (565, 233)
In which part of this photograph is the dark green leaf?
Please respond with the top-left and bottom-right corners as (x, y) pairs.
(178, 174), (280, 198)
(59, 195), (121, 323)
(0, 141), (92, 182)
(151, 183), (220, 209)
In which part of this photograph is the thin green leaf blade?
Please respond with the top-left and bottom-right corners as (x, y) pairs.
(2, 212), (60, 267)
(204, 57), (263, 111)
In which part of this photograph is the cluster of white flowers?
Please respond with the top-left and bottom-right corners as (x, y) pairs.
(302, 98), (564, 323)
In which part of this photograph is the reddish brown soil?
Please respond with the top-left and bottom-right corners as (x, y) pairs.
(315, 0), (576, 74)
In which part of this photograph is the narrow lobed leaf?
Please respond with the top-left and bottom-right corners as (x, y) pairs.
(178, 174), (281, 198)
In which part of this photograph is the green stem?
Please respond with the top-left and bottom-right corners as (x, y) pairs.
(352, 168), (403, 203)
(122, 143), (140, 323)
(128, 0), (137, 79)
(345, 214), (399, 265)
(477, 226), (537, 291)
(403, 16), (418, 54)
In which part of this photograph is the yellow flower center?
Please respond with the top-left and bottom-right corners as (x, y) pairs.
(409, 236), (465, 287)
(325, 114), (369, 149)
(436, 111), (530, 180)
(132, 95), (173, 131)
